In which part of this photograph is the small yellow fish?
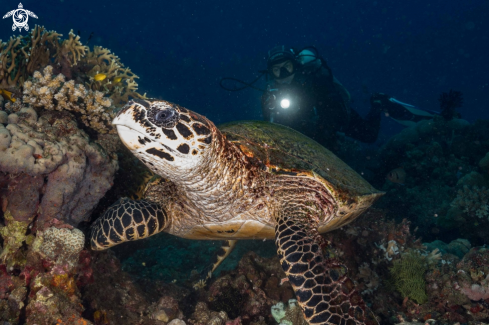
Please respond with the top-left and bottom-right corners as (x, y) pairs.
(0, 89), (16, 102)
(94, 73), (107, 81)
(113, 76), (122, 83)
(386, 167), (406, 184)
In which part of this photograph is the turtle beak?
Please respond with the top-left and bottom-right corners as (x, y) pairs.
(115, 125), (146, 151)
(112, 103), (148, 151)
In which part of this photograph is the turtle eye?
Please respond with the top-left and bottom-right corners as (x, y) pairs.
(148, 103), (179, 128)
(155, 109), (175, 123)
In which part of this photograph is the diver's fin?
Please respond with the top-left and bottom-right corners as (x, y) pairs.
(372, 93), (439, 127)
(389, 98), (440, 116)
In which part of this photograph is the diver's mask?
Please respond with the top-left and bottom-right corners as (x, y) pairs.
(270, 60), (295, 80)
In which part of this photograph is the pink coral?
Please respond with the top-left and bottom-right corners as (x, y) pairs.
(461, 283), (489, 301)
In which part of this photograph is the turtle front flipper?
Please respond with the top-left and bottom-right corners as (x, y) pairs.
(275, 212), (365, 325)
(90, 197), (168, 250)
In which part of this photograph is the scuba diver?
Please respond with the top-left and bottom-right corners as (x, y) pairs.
(260, 45), (437, 150)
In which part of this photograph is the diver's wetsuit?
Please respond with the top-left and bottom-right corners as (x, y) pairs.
(261, 65), (380, 150)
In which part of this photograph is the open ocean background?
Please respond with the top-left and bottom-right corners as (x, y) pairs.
(2, 0), (488, 145)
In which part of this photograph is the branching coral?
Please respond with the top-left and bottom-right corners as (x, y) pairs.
(0, 36), (23, 88)
(21, 65), (115, 133)
(0, 26), (62, 89)
(54, 29), (87, 67)
(1, 25), (146, 132)
(83, 46), (146, 105)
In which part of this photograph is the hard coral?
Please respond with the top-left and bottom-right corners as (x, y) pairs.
(0, 26), (63, 89)
(150, 295), (183, 322)
(54, 29), (87, 68)
(84, 46), (146, 105)
(0, 108), (117, 227)
(456, 247), (489, 301)
(1, 25), (146, 134)
(450, 185), (489, 220)
(22, 65), (115, 133)
(190, 302), (229, 325)
(37, 227), (85, 269)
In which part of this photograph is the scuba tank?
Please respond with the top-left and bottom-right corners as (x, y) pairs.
(296, 47), (323, 73)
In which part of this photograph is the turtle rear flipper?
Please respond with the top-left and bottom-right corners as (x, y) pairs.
(90, 197), (168, 250)
(275, 210), (365, 325)
(197, 239), (237, 287)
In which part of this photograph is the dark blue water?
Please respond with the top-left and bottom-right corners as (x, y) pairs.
(4, 0), (488, 140)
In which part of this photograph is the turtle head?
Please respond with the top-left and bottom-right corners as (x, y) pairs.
(113, 99), (216, 179)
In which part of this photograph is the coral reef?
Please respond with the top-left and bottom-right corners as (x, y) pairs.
(376, 115), (489, 244)
(204, 251), (293, 324)
(150, 295), (184, 322)
(0, 107), (114, 323)
(82, 250), (190, 325)
(424, 238), (471, 258)
(83, 46), (144, 105)
(271, 299), (307, 325)
(189, 302), (230, 325)
(0, 25), (145, 105)
(3, 22), (489, 325)
(450, 185), (489, 220)
(0, 109), (117, 228)
(22, 65), (115, 133)
(1, 25), (146, 137)
(37, 227), (85, 268)
(82, 251), (153, 324)
(0, 25), (149, 324)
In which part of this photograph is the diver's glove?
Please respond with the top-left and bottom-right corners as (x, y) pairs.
(263, 86), (279, 110)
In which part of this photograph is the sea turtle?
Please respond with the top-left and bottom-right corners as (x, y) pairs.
(90, 99), (383, 325)
(2, 3), (37, 32)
